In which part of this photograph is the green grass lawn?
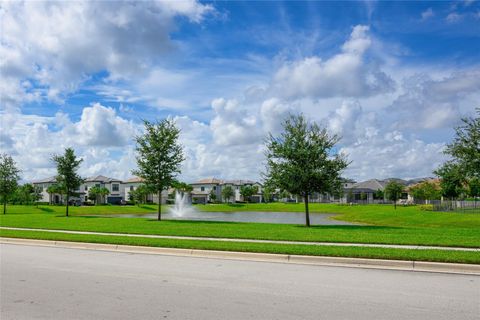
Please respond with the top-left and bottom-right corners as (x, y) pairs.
(1, 204), (479, 248)
(2, 229), (479, 264)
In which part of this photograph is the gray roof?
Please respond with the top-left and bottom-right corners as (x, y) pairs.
(84, 175), (121, 183)
(222, 179), (260, 186)
(349, 179), (387, 191)
(32, 176), (57, 184)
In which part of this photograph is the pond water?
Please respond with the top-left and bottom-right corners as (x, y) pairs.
(97, 211), (356, 225)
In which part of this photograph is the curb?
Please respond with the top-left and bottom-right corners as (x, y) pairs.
(1, 237), (479, 275)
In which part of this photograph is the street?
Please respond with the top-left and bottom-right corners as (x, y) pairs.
(1, 243), (478, 319)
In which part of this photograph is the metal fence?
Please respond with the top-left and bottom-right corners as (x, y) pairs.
(431, 200), (480, 214)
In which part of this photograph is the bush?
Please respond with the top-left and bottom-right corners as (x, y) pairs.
(419, 204), (433, 211)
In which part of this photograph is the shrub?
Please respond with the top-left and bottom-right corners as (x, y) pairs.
(419, 204), (433, 211)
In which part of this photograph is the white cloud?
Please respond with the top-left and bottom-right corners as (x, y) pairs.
(270, 25), (395, 99)
(421, 8), (435, 20)
(0, 0), (212, 108)
(446, 12), (463, 23)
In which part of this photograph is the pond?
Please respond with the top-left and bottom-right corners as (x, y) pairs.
(99, 211), (356, 225)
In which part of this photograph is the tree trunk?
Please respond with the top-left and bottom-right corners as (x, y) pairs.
(66, 193), (69, 217)
(157, 190), (162, 221)
(3, 200), (6, 215)
(394, 198), (397, 210)
(304, 193), (310, 227)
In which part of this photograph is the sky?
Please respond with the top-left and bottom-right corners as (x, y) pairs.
(0, 0), (479, 183)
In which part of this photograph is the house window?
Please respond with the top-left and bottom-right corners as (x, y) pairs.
(95, 184), (100, 188)
(213, 186), (216, 190)
(201, 187), (205, 191)
(84, 186), (88, 191)
(112, 184), (119, 192)
(130, 186), (134, 191)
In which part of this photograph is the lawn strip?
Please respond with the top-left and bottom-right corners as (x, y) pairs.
(1, 229), (479, 264)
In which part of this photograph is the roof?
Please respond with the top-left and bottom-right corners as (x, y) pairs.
(349, 179), (387, 191)
(32, 176), (57, 184)
(222, 179), (261, 186)
(191, 178), (223, 185)
(124, 177), (144, 183)
(84, 175), (121, 183)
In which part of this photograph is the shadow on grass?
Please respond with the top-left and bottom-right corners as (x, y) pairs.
(38, 207), (54, 213)
(294, 225), (402, 231)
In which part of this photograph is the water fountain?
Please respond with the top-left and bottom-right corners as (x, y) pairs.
(169, 191), (197, 217)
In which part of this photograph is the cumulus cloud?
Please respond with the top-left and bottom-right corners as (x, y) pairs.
(0, 0), (212, 108)
(421, 8), (435, 20)
(270, 25), (395, 99)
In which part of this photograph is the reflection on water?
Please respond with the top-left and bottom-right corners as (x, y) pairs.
(96, 211), (356, 225)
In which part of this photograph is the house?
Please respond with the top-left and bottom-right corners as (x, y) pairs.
(344, 179), (389, 203)
(83, 175), (124, 204)
(32, 176), (61, 204)
(123, 177), (169, 204)
(189, 178), (263, 204)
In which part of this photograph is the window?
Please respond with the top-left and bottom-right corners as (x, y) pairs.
(112, 184), (119, 192)
(84, 185), (88, 191)
(201, 187), (205, 191)
(130, 186), (134, 191)
(213, 186), (216, 190)
(95, 184), (100, 188)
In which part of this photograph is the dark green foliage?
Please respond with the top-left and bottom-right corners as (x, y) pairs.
(133, 118), (184, 220)
(435, 162), (466, 199)
(384, 181), (404, 209)
(240, 185), (258, 203)
(52, 148), (84, 216)
(0, 154), (21, 214)
(221, 186), (234, 203)
(264, 114), (349, 226)
(409, 181), (442, 202)
(88, 186), (109, 205)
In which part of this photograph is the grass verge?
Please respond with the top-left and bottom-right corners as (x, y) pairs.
(1, 229), (479, 264)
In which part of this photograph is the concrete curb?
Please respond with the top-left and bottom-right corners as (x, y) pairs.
(2, 237), (479, 275)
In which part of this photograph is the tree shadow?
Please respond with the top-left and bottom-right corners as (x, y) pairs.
(38, 207), (54, 213)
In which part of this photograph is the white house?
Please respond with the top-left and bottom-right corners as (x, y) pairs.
(189, 178), (263, 203)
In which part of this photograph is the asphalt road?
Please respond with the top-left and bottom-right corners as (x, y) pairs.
(1, 244), (478, 320)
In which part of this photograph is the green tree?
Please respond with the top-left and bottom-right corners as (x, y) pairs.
(262, 185), (275, 203)
(221, 185), (234, 203)
(32, 185), (43, 207)
(133, 119), (184, 221)
(47, 183), (65, 204)
(52, 148), (84, 217)
(209, 189), (217, 203)
(172, 181), (193, 193)
(467, 177), (480, 198)
(444, 108), (480, 179)
(240, 185), (258, 203)
(264, 114), (348, 226)
(435, 162), (466, 199)
(88, 186), (109, 205)
(409, 181), (441, 203)
(0, 154), (21, 214)
(374, 189), (384, 200)
(385, 181), (404, 209)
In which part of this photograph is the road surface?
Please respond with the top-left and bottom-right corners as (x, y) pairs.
(1, 244), (478, 319)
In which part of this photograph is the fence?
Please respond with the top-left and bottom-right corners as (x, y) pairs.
(432, 200), (480, 214)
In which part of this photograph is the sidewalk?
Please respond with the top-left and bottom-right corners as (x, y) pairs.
(1, 226), (479, 252)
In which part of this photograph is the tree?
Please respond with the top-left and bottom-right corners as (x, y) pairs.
(385, 181), (404, 209)
(221, 185), (234, 203)
(133, 119), (185, 221)
(444, 108), (480, 179)
(47, 183), (65, 204)
(88, 186), (109, 205)
(409, 181), (441, 203)
(262, 185), (275, 203)
(0, 154), (20, 214)
(172, 181), (193, 193)
(467, 177), (480, 198)
(52, 148), (83, 216)
(435, 162), (466, 199)
(209, 189), (217, 203)
(240, 185), (258, 203)
(264, 114), (348, 226)
(374, 189), (384, 200)
(32, 185), (43, 207)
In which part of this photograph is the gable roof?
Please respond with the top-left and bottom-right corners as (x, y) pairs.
(124, 177), (144, 183)
(350, 179), (387, 191)
(85, 175), (121, 183)
(32, 176), (57, 184)
(191, 178), (223, 185)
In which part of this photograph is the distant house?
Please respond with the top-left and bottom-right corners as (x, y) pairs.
(189, 178), (263, 204)
(123, 177), (169, 204)
(344, 179), (389, 203)
(32, 176), (60, 204)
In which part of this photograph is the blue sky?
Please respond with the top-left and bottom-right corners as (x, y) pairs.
(1, 1), (479, 182)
